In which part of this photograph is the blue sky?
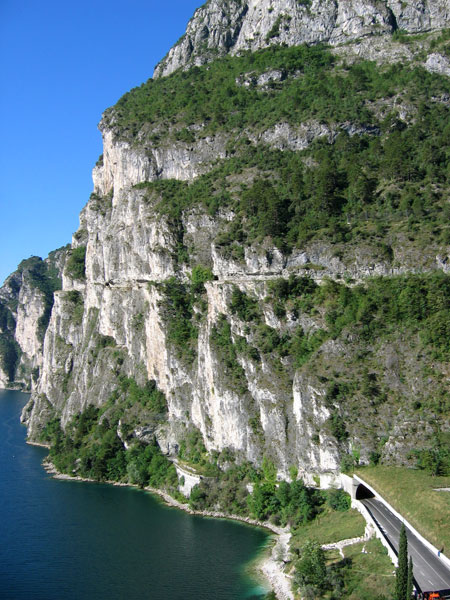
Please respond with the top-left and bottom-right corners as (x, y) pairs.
(0, 0), (203, 285)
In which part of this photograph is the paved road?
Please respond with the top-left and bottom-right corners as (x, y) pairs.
(361, 497), (450, 593)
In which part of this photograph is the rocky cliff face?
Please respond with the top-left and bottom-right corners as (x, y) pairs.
(0, 250), (67, 390)
(25, 204), (344, 479)
(21, 0), (450, 481)
(154, 0), (450, 78)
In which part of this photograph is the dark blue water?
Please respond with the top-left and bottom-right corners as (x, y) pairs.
(0, 390), (269, 600)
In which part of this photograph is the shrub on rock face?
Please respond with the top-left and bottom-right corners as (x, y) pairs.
(65, 246), (86, 280)
(190, 265), (214, 294)
(0, 336), (20, 382)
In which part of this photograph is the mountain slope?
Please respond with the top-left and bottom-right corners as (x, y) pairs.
(17, 2), (450, 482)
(154, 0), (450, 77)
(0, 249), (67, 389)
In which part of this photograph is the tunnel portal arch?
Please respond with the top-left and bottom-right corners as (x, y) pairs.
(355, 482), (375, 500)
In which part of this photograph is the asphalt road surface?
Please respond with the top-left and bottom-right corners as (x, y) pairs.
(361, 497), (450, 593)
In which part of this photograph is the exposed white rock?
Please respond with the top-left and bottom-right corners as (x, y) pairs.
(15, 287), (45, 357)
(236, 68), (287, 88)
(0, 251), (67, 390)
(249, 121), (335, 152)
(93, 128), (228, 196)
(191, 304), (254, 455)
(333, 33), (415, 64)
(20, 0), (450, 480)
(292, 376), (341, 475)
(387, 0), (450, 33)
(154, 0), (449, 78)
(425, 52), (450, 77)
(248, 120), (380, 152)
(83, 189), (177, 286)
(0, 365), (9, 388)
(436, 254), (450, 273)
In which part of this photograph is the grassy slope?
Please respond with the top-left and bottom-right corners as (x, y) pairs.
(355, 466), (450, 551)
(317, 540), (396, 600)
(291, 508), (366, 547)
(290, 511), (395, 600)
(341, 539), (396, 600)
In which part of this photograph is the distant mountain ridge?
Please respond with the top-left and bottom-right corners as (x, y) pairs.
(0, 249), (67, 389)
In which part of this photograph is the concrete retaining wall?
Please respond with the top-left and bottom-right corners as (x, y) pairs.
(340, 473), (358, 497)
(351, 497), (399, 566)
(174, 464), (201, 497)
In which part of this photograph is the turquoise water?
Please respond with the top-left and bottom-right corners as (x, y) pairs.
(0, 390), (269, 600)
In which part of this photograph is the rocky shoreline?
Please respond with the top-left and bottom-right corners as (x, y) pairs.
(42, 460), (294, 600)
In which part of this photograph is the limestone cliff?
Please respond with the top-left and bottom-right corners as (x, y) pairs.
(154, 0), (450, 78)
(20, 0), (450, 482)
(0, 250), (67, 390)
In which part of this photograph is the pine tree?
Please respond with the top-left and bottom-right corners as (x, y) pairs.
(395, 523), (408, 600)
(407, 556), (414, 600)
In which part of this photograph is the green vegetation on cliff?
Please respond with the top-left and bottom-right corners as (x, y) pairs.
(18, 24), (450, 600)
(288, 271), (450, 366)
(0, 254), (64, 383)
(137, 111), (450, 258)
(65, 246), (86, 280)
(186, 453), (393, 599)
(107, 45), (334, 136)
(108, 43), (448, 148)
(214, 272), (450, 459)
(17, 255), (62, 342)
(121, 40), (449, 260)
(0, 335), (21, 382)
(41, 379), (176, 489)
(159, 267), (213, 362)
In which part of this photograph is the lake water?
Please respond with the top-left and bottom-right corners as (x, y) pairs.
(0, 390), (269, 600)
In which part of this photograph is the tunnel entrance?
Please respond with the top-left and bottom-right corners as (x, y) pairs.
(355, 483), (375, 500)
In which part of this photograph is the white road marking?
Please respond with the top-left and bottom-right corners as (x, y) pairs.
(362, 498), (450, 589)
